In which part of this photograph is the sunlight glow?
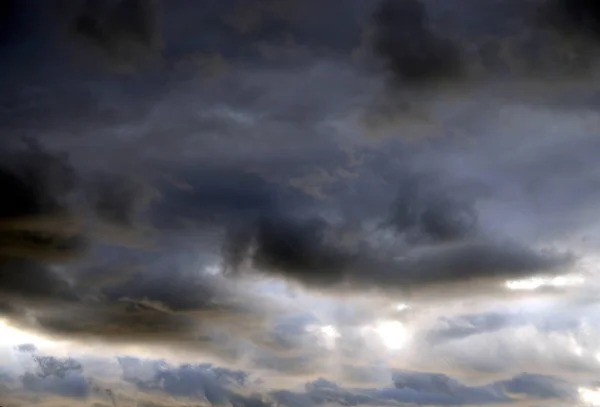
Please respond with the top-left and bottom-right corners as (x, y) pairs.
(505, 274), (584, 291)
(307, 324), (341, 349)
(373, 321), (408, 350)
(570, 338), (584, 357)
(579, 387), (600, 406)
(396, 303), (409, 312)
(0, 319), (53, 348)
(319, 325), (341, 339)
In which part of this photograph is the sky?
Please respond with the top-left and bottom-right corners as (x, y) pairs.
(3, 0), (600, 406)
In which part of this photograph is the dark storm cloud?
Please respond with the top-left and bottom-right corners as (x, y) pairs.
(0, 258), (77, 303)
(0, 142), (265, 345)
(221, 186), (570, 296)
(0, 138), (75, 224)
(0, 136), (155, 305)
(159, 0), (370, 66)
(223, 216), (349, 286)
(369, 0), (464, 85)
(103, 269), (220, 313)
(153, 168), (293, 229)
(33, 304), (195, 341)
(96, 246), (253, 315)
(63, 148), (570, 303)
(0, 139), (84, 308)
(0, 0), (594, 366)
(0, 239), (276, 350)
(86, 173), (154, 227)
(363, 0), (600, 88)
(543, 0), (600, 41)
(20, 0), (366, 72)
(27, 288), (259, 344)
(386, 171), (478, 244)
(65, 0), (162, 68)
(4, 0), (600, 84)
(0, 0), (22, 47)
(0, 166), (276, 346)
(0, 139), (574, 347)
(72, 0), (161, 49)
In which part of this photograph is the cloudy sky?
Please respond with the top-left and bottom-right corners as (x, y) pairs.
(3, 0), (600, 406)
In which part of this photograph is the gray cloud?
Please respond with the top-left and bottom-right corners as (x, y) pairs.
(118, 357), (270, 406)
(403, 303), (600, 383)
(0, 355), (90, 400)
(33, 355), (83, 379)
(425, 312), (516, 345)
(112, 356), (577, 406)
(15, 343), (38, 353)
(22, 370), (90, 398)
(267, 372), (576, 406)
(0, 342), (584, 406)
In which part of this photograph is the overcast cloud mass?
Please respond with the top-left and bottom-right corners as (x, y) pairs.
(2, 0), (600, 406)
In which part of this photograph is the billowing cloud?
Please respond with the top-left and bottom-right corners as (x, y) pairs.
(15, 343), (37, 353)
(33, 355), (83, 378)
(2, 1), (600, 406)
(220, 167), (571, 297)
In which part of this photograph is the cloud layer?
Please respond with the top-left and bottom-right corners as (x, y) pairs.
(2, 1), (600, 406)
